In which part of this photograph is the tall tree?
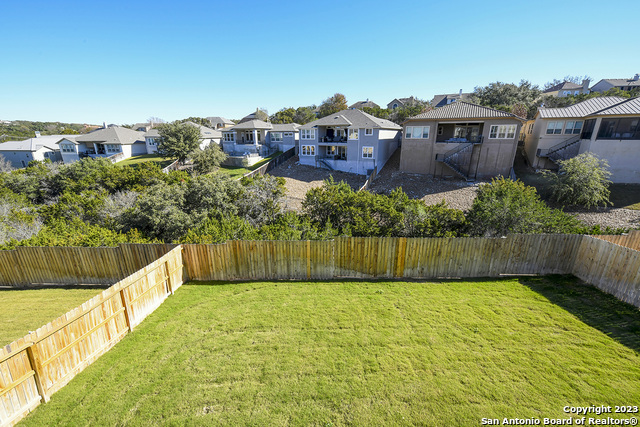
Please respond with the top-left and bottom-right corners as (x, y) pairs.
(270, 108), (296, 124)
(156, 121), (201, 163)
(318, 93), (348, 118)
(293, 106), (317, 124)
(182, 117), (210, 127)
(389, 97), (431, 124)
(470, 80), (541, 119)
(543, 75), (592, 90)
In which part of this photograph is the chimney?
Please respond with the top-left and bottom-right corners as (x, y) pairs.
(34, 131), (41, 138)
(459, 89), (462, 96)
(633, 74), (640, 81)
(103, 121), (107, 129)
(582, 79), (590, 89)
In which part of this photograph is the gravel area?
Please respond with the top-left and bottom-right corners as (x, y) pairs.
(268, 149), (640, 230)
(268, 156), (366, 211)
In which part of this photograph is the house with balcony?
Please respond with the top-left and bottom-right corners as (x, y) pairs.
(58, 126), (147, 164)
(297, 109), (401, 175)
(144, 121), (221, 154)
(523, 96), (640, 183)
(221, 120), (299, 161)
(0, 134), (63, 168)
(399, 102), (524, 180)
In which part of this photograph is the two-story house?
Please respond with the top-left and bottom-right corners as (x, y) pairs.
(58, 126), (147, 164)
(399, 102), (524, 180)
(590, 75), (640, 93)
(221, 120), (299, 157)
(542, 80), (590, 98)
(523, 96), (640, 183)
(297, 109), (401, 175)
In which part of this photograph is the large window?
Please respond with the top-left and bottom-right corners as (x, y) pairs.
(147, 138), (157, 146)
(405, 126), (430, 139)
(362, 146), (373, 158)
(301, 129), (315, 140)
(489, 125), (517, 139)
(223, 133), (235, 142)
(581, 119), (596, 140)
(597, 118), (640, 140)
(105, 144), (120, 153)
(271, 132), (283, 142)
(348, 129), (359, 140)
(60, 144), (75, 153)
(564, 121), (583, 134)
(301, 145), (315, 156)
(546, 121), (563, 134)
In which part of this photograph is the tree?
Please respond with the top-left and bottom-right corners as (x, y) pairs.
(318, 93), (348, 118)
(147, 117), (166, 125)
(237, 175), (286, 226)
(361, 106), (390, 120)
(0, 155), (13, 173)
(293, 106), (317, 124)
(270, 108), (296, 124)
(542, 153), (612, 208)
(389, 98), (431, 124)
(156, 121), (201, 163)
(190, 144), (227, 174)
(466, 177), (581, 237)
(470, 80), (541, 118)
(253, 108), (269, 122)
(182, 117), (210, 127)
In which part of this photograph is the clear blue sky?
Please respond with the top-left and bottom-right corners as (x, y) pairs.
(1, 0), (637, 125)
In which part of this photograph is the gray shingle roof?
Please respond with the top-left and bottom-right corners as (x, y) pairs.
(594, 78), (640, 88)
(430, 93), (472, 108)
(206, 116), (234, 125)
(593, 97), (640, 116)
(543, 81), (584, 93)
(184, 121), (222, 138)
(537, 97), (627, 118)
(76, 126), (145, 145)
(225, 120), (273, 131)
(407, 102), (524, 121)
(300, 109), (401, 130)
(349, 100), (380, 109)
(271, 123), (300, 132)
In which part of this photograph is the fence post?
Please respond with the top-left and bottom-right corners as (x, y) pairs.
(25, 343), (49, 403)
(119, 289), (133, 332)
(165, 261), (174, 295)
(394, 237), (407, 278)
(306, 240), (311, 280)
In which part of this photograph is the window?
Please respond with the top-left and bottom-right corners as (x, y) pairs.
(301, 145), (315, 156)
(271, 132), (283, 142)
(438, 126), (443, 135)
(564, 121), (583, 135)
(546, 121), (563, 135)
(581, 119), (596, 139)
(574, 91), (580, 95)
(301, 129), (315, 140)
(60, 144), (75, 153)
(527, 123), (534, 134)
(348, 129), (359, 140)
(147, 138), (157, 146)
(223, 133), (235, 142)
(284, 132), (293, 137)
(489, 125), (517, 139)
(106, 144), (120, 153)
(563, 91), (570, 95)
(405, 126), (430, 139)
(362, 146), (373, 158)
(597, 118), (640, 140)
(392, 103), (398, 109)
(364, 128), (373, 136)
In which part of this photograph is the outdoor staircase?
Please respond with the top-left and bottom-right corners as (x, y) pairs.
(436, 141), (480, 181)
(317, 158), (334, 171)
(537, 134), (582, 164)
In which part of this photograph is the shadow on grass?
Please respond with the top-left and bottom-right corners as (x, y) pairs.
(519, 275), (640, 353)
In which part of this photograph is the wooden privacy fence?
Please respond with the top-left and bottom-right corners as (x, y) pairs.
(0, 244), (174, 287)
(0, 246), (184, 427)
(593, 230), (640, 251)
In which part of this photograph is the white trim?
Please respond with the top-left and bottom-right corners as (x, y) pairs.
(300, 129), (315, 140)
(301, 145), (315, 156)
(364, 128), (373, 136)
(405, 126), (430, 139)
(271, 132), (283, 142)
(489, 125), (517, 139)
(362, 146), (373, 158)
(348, 128), (359, 140)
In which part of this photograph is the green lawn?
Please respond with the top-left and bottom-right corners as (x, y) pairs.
(218, 151), (283, 179)
(20, 276), (640, 425)
(117, 154), (177, 168)
(0, 287), (105, 345)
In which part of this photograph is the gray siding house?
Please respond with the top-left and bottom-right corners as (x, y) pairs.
(0, 135), (63, 168)
(590, 75), (640, 93)
(400, 102), (524, 180)
(221, 120), (299, 156)
(58, 126), (146, 164)
(298, 109), (401, 175)
(523, 96), (640, 183)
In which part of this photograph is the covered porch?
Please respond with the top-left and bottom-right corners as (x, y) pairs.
(436, 122), (484, 143)
(317, 123), (350, 143)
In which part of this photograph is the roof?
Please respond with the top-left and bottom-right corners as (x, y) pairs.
(387, 97), (414, 107)
(593, 97), (640, 116)
(207, 116), (234, 125)
(431, 92), (472, 107)
(143, 122), (222, 139)
(406, 101), (524, 121)
(537, 97), (627, 118)
(300, 109), (401, 130)
(271, 123), (300, 132)
(76, 126), (145, 145)
(225, 119), (273, 131)
(543, 81), (584, 93)
(593, 77), (640, 89)
(349, 100), (380, 109)
(0, 134), (73, 152)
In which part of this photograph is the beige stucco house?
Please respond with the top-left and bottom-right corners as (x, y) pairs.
(542, 80), (590, 98)
(399, 102), (524, 180)
(523, 96), (640, 183)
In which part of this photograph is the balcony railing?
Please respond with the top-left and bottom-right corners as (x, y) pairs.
(436, 135), (483, 144)
(319, 136), (347, 143)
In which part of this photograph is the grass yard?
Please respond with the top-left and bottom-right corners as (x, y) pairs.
(20, 276), (640, 426)
(0, 287), (105, 346)
(117, 154), (177, 168)
(218, 151), (283, 179)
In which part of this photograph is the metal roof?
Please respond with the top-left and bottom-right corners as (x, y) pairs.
(593, 97), (640, 116)
(300, 109), (401, 130)
(406, 101), (524, 121)
(537, 97), (627, 118)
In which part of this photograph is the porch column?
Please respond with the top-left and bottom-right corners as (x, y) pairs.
(253, 130), (258, 147)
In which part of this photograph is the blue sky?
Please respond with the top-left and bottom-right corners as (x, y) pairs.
(1, 0), (637, 124)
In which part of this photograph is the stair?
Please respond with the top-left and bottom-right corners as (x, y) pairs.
(436, 140), (480, 181)
(318, 158), (334, 171)
(538, 135), (581, 164)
